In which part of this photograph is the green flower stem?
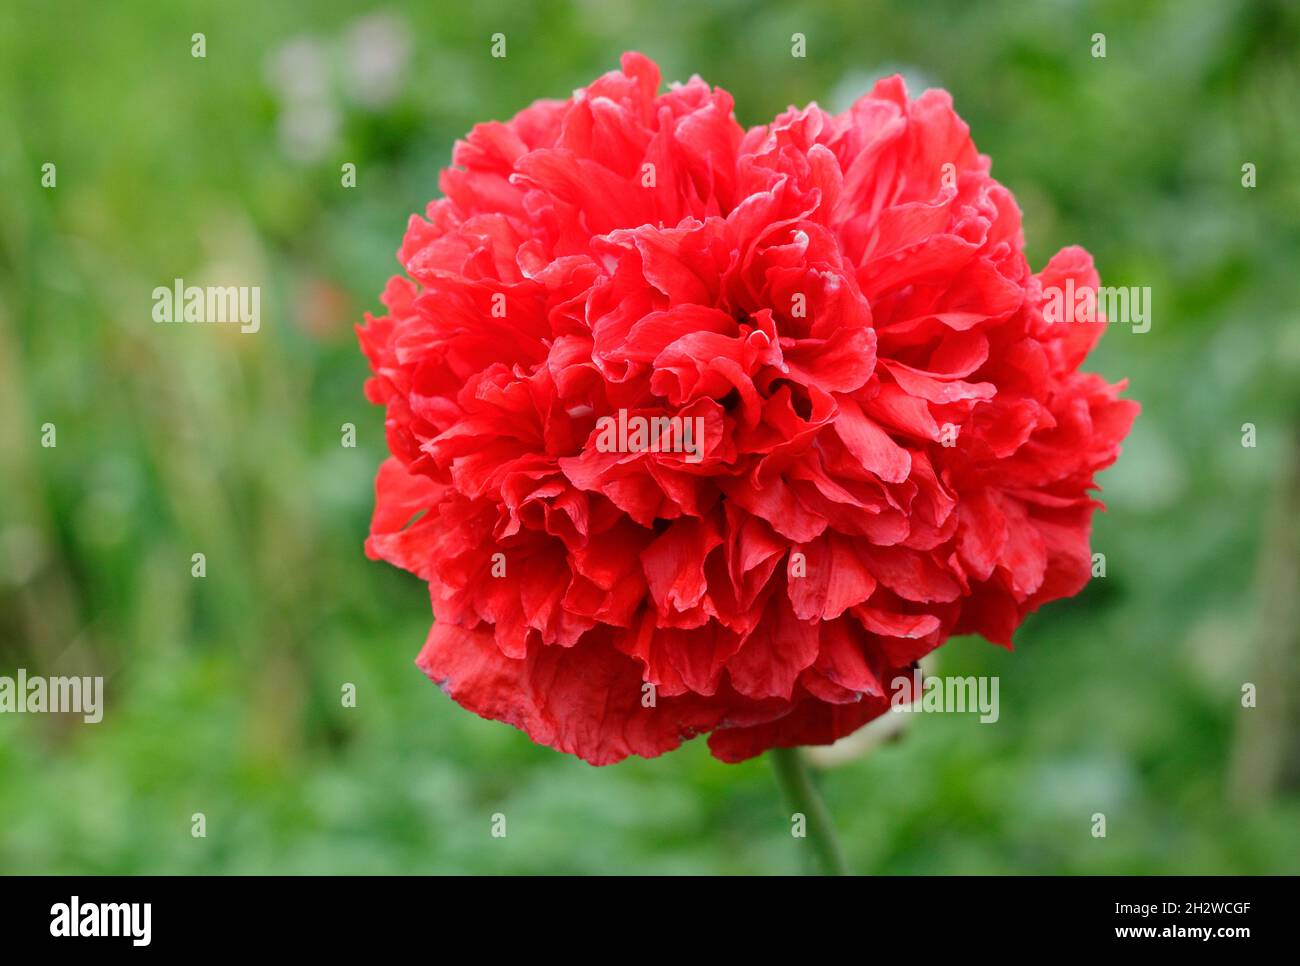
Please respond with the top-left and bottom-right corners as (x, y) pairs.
(770, 746), (850, 876)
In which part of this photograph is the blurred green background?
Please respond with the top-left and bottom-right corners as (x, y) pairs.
(1, 0), (1298, 874)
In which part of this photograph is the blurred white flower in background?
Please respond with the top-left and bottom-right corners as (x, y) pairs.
(263, 35), (330, 103)
(263, 35), (338, 163)
(262, 12), (411, 163)
(277, 99), (340, 164)
(344, 13), (412, 109)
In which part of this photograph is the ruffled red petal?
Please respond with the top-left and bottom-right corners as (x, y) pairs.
(360, 53), (1138, 764)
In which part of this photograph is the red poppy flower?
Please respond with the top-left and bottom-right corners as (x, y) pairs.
(357, 53), (1138, 764)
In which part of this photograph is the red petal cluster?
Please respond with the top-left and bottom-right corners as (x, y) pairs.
(358, 53), (1138, 764)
